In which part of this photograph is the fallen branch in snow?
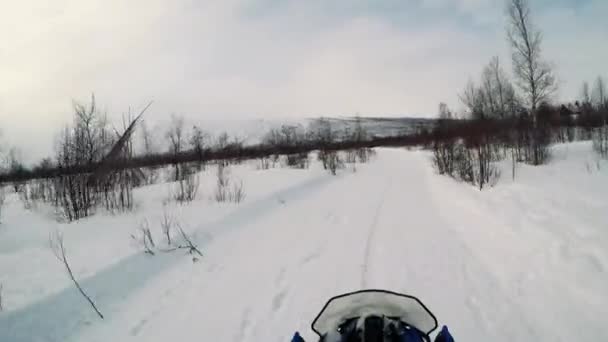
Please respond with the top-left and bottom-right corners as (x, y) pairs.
(133, 219), (203, 262)
(177, 224), (203, 258)
(49, 231), (104, 319)
(157, 225), (203, 261)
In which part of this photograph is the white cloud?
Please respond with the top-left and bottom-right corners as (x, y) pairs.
(0, 0), (606, 161)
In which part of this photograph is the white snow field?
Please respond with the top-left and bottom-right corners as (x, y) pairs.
(1, 142), (607, 342)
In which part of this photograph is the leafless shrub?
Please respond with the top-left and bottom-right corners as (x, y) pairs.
(432, 139), (457, 176)
(472, 141), (501, 190)
(592, 123), (608, 158)
(214, 164), (245, 203)
(49, 230), (104, 319)
(284, 153), (309, 169)
(327, 151), (344, 175)
(135, 219), (203, 262)
(258, 157), (271, 170)
(16, 183), (33, 210)
(173, 165), (199, 204)
(345, 149), (357, 164)
(434, 133), (502, 190)
(454, 144), (475, 183)
(98, 169), (136, 214)
(0, 188), (5, 224)
(160, 209), (174, 246)
(356, 147), (374, 164)
(214, 164), (229, 203)
(229, 180), (245, 203)
(345, 150), (358, 172)
(131, 220), (156, 255)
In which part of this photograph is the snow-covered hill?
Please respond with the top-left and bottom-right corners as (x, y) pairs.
(0, 142), (607, 341)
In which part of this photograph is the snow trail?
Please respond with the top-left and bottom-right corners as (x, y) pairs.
(2, 145), (607, 342)
(0, 172), (335, 342)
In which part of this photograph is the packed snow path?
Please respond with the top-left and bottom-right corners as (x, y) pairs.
(1, 146), (607, 341)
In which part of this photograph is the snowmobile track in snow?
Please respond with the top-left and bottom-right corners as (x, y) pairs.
(360, 176), (394, 289)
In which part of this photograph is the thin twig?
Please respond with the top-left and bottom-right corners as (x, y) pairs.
(177, 224), (203, 257)
(50, 231), (104, 319)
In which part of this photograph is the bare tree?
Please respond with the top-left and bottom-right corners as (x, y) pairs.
(592, 76), (607, 109)
(507, 0), (557, 114)
(481, 57), (519, 118)
(166, 114), (185, 181)
(166, 115), (185, 155)
(460, 81), (485, 119)
(438, 103), (453, 120)
(190, 125), (209, 163)
(461, 58), (519, 120)
(581, 82), (591, 106)
(140, 120), (156, 156)
(49, 231), (104, 319)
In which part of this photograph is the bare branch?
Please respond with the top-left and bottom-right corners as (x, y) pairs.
(177, 224), (203, 257)
(49, 231), (104, 319)
(161, 209), (173, 246)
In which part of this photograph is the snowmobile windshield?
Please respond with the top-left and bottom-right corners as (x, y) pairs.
(312, 290), (438, 336)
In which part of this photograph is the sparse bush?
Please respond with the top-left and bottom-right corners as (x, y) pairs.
(229, 180), (245, 203)
(345, 149), (357, 164)
(284, 153), (309, 169)
(132, 219), (202, 262)
(433, 130), (502, 190)
(432, 139), (457, 176)
(214, 164), (245, 203)
(592, 122), (608, 158)
(173, 164), (199, 204)
(17, 183), (34, 210)
(258, 157), (271, 170)
(472, 140), (501, 190)
(214, 164), (229, 203)
(454, 144), (475, 183)
(160, 209), (174, 246)
(131, 220), (156, 255)
(0, 188), (5, 224)
(326, 151), (344, 175)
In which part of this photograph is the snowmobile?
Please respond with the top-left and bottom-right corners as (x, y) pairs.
(291, 289), (454, 342)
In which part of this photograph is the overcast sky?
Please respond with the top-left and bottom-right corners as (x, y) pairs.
(1, 0), (607, 161)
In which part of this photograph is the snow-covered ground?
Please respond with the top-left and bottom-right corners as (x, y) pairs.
(0, 142), (607, 341)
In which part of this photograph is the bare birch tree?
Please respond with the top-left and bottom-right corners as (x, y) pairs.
(506, 0), (556, 114)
